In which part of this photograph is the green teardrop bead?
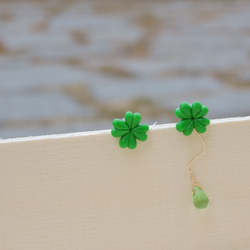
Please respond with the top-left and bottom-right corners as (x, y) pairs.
(193, 187), (209, 209)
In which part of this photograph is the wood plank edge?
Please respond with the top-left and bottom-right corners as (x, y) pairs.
(0, 116), (249, 144)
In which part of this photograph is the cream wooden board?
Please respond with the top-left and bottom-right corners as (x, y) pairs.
(0, 117), (250, 250)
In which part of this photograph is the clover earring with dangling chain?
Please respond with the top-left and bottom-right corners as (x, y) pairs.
(175, 101), (210, 209)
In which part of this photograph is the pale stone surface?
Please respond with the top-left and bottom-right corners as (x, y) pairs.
(0, 0), (250, 138)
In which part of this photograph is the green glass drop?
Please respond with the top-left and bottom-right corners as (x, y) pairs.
(193, 186), (209, 209)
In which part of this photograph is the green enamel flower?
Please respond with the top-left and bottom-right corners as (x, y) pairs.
(111, 111), (149, 149)
(175, 101), (210, 136)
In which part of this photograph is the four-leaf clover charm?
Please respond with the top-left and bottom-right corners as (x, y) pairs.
(175, 101), (210, 136)
(111, 111), (149, 149)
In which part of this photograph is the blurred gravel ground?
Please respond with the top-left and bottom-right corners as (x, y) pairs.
(0, 0), (250, 139)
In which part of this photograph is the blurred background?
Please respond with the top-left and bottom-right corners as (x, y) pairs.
(0, 0), (250, 139)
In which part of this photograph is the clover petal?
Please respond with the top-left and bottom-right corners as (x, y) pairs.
(128, 133), (137, 149)
(192, 102), (209, 118)
(175, 102), (192, 119)
(180, 102), (192, 117)
(111, 128), (129, 138)
(124, 111), (134, 127)
(135, 133), (147, 142)
(196, 105), (209, 118)
(196, 117), (210, 126)
(112, 119), (129, 131)
(176, 119), (192, 132)
(132, 124), (149, 141)
(125, 111), (141, 128)
(193, 120), (206, 133)
(192, 101), (202, 118)
(131, 113), (141, 128)
(132, 124), (149, 133)
(119, 133), (130, 148)
(183, 120), (194, 136)
(175, 108), (185, 119)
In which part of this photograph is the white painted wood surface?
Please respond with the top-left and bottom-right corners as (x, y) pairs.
(0, 117), (250, 250)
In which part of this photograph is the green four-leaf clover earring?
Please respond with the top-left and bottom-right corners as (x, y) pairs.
(175, 101), (210, 136)
(111, 111), (149, 149)
(175, 101), (210, 209)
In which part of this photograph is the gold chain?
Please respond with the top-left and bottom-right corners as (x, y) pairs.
(188, 130), (206, 192)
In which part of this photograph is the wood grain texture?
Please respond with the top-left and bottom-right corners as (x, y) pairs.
(0, 117), (250, 250)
